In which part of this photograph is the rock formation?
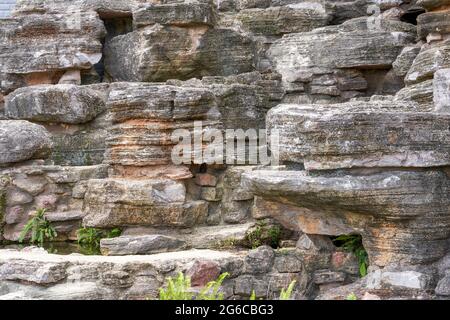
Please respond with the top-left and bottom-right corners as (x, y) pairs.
(1, 0), (450, 300)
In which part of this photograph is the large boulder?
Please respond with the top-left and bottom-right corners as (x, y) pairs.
(0, 120), (52, 164)
(267, 102), (450, 170)
(0, 12), (105, 75)
(235, 4), (330, 36)
(133, 0), (217, 28)
(242, 169), (450, 267)
(104, 24), (256, 82)
(5, 85), (107, 124)
(405, 41), (450, 85)
(82, 179), (208, 228)
(268, 17), (415, 83)
(434, 68), (450, 112)
(100, 235), (186, 256)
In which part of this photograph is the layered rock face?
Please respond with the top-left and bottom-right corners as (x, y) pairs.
(1, 0), (450, 300)
(241, 0), (450, 298)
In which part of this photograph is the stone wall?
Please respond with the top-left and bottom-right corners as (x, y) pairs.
(1, 0), (450, 300)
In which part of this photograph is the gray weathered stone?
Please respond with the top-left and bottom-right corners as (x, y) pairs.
(133, 0), (216, 29)
(242, 169), (450, 267)
(0, 12), (105, 79)
(0, 120), (52, 164)
(268, 17), (415, 84)
(100, 235), (186, 256)
(5, 85), (106, 124)
(105, 24), (255, 82)
(244, 245), (275, 274)
(434, 68), (450, 112)
(405, 41), (450, 85)
(267, 102), (450, 170)
(83, 178), (208, 228)
(435, 274), (450, 296)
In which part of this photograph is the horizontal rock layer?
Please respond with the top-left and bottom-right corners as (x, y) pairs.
(267, 102), (450, 170)
(242, 169), (450, 266)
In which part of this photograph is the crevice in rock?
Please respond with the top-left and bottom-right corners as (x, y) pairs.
(400, 7), (426, 25)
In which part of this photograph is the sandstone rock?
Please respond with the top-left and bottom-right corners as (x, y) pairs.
(44, 210), (85, 222)
(0, 248), (240, 299)
(313, 270), (346, 285)
(104, 24), (255, 82)
(435, 274), (450, 296)
(244, 245), (275, 274)
(133, 1), (216, 29)
(274, 251), (303, 273)
(392, 46), (421, 78)
(417, 11), (450, 39)
(195, 173), (217, 187)
(186, 260), (221, 287)
(0, 12), (105, 84)
(5, 85), (107, 124)
(267, 102), (450, 170)
(393, 79), (434, 110)
(100, 235), (186, 256)
(416, 0), (450, 10)
(12, 175), (47, 196)
(242, 169), (450, 267)
(235, 4), (330, 36)
(58, 70), (81, 85)
(0, 260), (67, 284)
(434, 68), (450, 112)
(405, 41), (450, 85)
(35, 194), (58, 211)
(83, 178), (208, 228)
(366, 269), (433, 290)
(4, 206), (25, 225)
(0, 121), (52, 164)
(6, 189), (33, 206)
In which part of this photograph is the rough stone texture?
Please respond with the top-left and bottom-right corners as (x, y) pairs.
(5, 85), (107, 124)
(0, 12), (105, 94)
(242, 169), (450, 267)
(405, 41), (450, 85)
(267, 17), (415, 103)
(0, 247), (341, 300)
(0, 164), (107, 241)
(83, 178), (208, 228)
(0, 121), (52, 165)
(392, 46), (421, 78)
(267, 102), (450, 170)
(104, 25), (256, 82)
(234, 4), (330, 36)
(3, 0), (450, 301)
(417, 11), (450, 39)
(186, 260), (221, 287)
(133, 1), (217, 29)
(435, 274), (450, 296)
(100, 235), (186, 256)
(434, 68), (450, 112)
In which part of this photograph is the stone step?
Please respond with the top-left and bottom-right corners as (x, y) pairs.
(115, 222), (256, 254)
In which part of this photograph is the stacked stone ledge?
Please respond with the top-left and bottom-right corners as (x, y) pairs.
(242, 0), (450, 298)
(1, 0), (450, 300)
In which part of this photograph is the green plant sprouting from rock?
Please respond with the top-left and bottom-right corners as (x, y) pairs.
(77, 227), (122, 251)
(346, 293), (358, 300)
(19, 208), (57, 244)
(279, 280), (297, 300)
(333, 234), (369, 277)
(246, 221), (282, 249)
(159, 272), (229, 300)
(249, 280), (297, 300)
